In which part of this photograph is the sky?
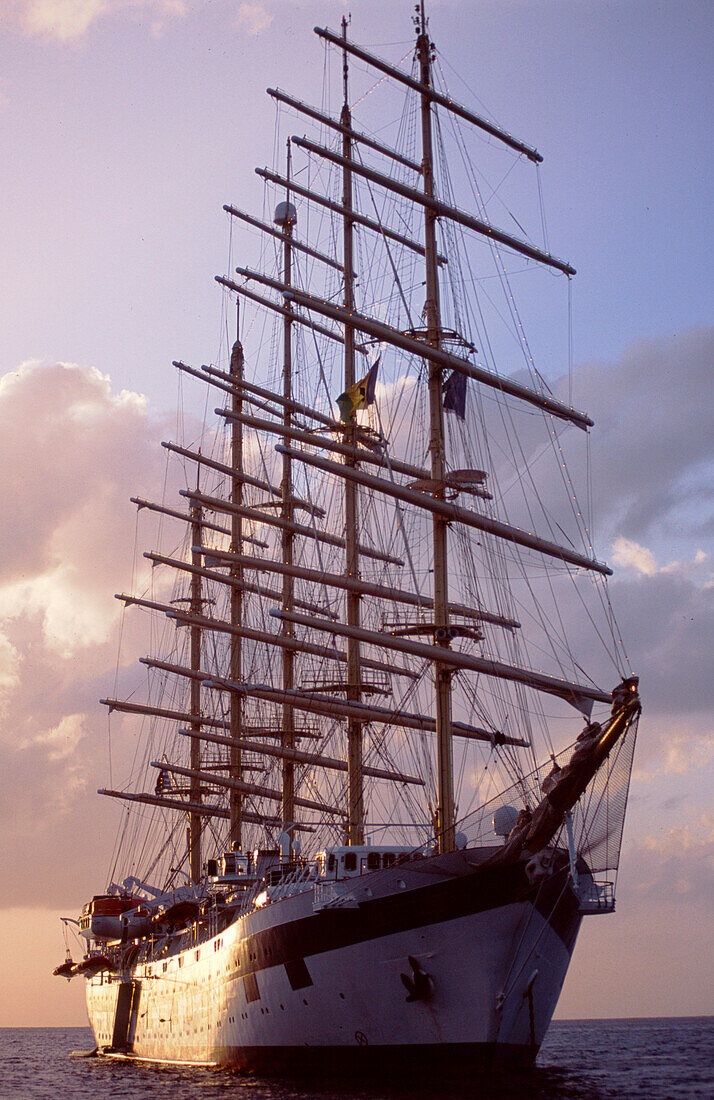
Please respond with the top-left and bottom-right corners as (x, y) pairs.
(0, 0), (712, 1028)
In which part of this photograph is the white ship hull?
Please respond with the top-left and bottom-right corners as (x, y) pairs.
(85, 851), (582, 1073)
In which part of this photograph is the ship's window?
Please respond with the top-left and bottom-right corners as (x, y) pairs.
(367, 852), (380, 870)
(383, 852), (396, 868)
(327, 854), (336, 872)
(344, 852), (357, 871)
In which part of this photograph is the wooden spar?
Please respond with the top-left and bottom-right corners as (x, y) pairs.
(314, 25), (543, 164)
(162, 439), (324, 517)
(178, 727), (425, 786)
(236, 270), (593, 430)
(277, 445), (612, 576)
(255, 167), (447, 265)
(216, 276), (358, 351)
(100, 789), (228, 819)
(176, 355), (356, 470)
(232, 551), (519, 630)
(204, 675), (529, 747)
(118, 589), (415, 677)
(162, 440), (280, 500)
(180, 487), (405, 568)
(271, 608), (613, 707)
(292, 133), (574, 276)
(141, 656), (324, 736)
(417, 18), (454, 854)
(188, 495), (202, 882)
(228, 337), (243, 849)
(173, 358), (236, 399)
(224, 203), (348, 274)
(278, 162), (296, 849)
(99, 788), (316, 830)
(100, 697), (230, 729)
(132, 489), (266, 550)
(145, 551), (338, 620)
(131, 497), (231, 538)
(204, 371), (339, 431)
(150, 760), (345, 816)
(215, 406), (490, 501)
(267, 87), (422, 174)
(340, 24), (364, 847)
(165, 602), (420, 681)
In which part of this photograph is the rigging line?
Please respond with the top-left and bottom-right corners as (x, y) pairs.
(536, 162), (550, 256)
(372, 399), (424, 600)
(445, 112), (553, 396)
(567, 268), (573, 408)
(358, 161), (417, 329)
(431, 47), (523, 164)
(437, 98), (533, 247)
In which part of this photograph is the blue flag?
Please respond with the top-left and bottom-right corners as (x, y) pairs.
(443, 370), (467, 419)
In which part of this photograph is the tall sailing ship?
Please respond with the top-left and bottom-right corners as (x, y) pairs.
(56, 4), (641, 1073)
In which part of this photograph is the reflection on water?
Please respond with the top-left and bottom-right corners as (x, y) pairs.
(1, 1018), (712, 1100)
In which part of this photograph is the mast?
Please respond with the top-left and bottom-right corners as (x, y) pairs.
(228, 319), (244, 849)
(277, 143), (297, 852)
(417, 1), (455, 854)
(188, 491), (203, 881)
(341, 16), (364, 847)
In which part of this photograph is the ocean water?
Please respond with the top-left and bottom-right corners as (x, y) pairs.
(0, 1019), (711, 1100)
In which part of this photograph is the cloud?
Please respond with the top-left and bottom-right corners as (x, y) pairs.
(234, 2), (272, 37)
(572, 327), (714, 547)
(0, 361), (154, 652)
(0, 359), (170, 906)
(612, 536), (658, 576)
(634, 730), (714, 783)
(627, 812), (714, 911)
(0, 633), (21, 698)
(1, 0), (189, 41)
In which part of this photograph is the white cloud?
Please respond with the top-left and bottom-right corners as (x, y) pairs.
(0, 632), (21, 697)
(234, 2), (272, 37)
(634, 732), (714, 783)
(643, 812), (714, 856)
(612, 537), (712, 585)
(28, 712), (87, 762)
(2, 0), (190, 41)
(17, 0), (112, 40)
(612, 536), (657, 576)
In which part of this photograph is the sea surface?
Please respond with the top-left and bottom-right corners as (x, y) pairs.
(0, 1019), (711, 1100)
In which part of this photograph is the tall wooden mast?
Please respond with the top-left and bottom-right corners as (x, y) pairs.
(188, 491), (203, 880)
(278, 142), (297, 851)
(417, 1), (455, 853)
(228, 321), (244, 849)
(341, 16), (364, 846)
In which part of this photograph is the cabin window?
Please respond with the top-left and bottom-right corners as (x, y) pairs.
(367, 852), (380, 870)
(383, 852), (396, 868)
(344, 852), (357, 872)
(327, 854), (336, 872)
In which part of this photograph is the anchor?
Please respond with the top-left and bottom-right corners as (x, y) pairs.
(400, 955), (434, 1003)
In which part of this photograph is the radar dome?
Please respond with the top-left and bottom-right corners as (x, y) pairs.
(493, 805), (519, 838)
(274, 201), (297, 227)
